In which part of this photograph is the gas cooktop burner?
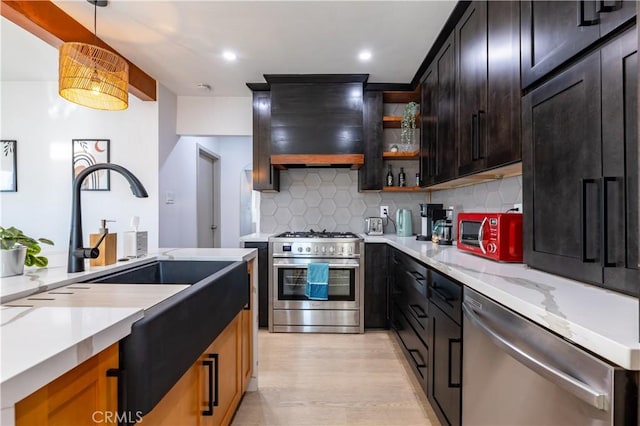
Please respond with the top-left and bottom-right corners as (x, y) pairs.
(274, 229), (360, 239)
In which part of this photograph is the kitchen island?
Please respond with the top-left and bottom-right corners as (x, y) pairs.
(0, 248), (258, 426)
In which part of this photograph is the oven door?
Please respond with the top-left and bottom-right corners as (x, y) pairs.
(272, 258), (360, 310)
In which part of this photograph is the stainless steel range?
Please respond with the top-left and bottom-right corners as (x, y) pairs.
(268, 230), (364, 333)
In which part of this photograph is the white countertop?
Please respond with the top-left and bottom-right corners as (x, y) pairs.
(364, 234), (640, 370)
(0, 247), (257, 424)
(1, 306), (144, 423)
(0, 247), (257, 304)
(239, 232), (273, 243)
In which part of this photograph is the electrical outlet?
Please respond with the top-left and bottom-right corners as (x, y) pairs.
(514, 203), (523, 213)
(380, 206), (389, 218)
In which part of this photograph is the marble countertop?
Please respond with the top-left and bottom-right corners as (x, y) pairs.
(364, 234), (640, 370)
(0, 247), (257, 424)
(239, 232), (273, 243)
(1, 247), (257, 304)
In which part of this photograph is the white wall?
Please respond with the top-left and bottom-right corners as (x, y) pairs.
(0, 81), (160, 258)
(176, 96), (252, 136)
(159, 135), (252, 248)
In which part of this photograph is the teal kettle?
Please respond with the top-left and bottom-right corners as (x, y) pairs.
(396, 209), (413, 237)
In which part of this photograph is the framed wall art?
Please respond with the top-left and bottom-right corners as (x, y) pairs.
(0, 140), (17, 192)
(72, 139), (110, 190)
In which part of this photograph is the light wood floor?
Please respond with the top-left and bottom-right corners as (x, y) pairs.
(232, 330), (441, 426)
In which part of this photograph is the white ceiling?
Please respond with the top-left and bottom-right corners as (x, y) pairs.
(2, 0), (456, 98)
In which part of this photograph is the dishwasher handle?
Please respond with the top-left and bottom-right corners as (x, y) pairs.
(462, 302), (609, 411)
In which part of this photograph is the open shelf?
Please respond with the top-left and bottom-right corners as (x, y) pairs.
(383, 90), (421, 104)
(382, 186), (427, 192)
(382, 115), (420, 129)
(383, 150), (419, 159)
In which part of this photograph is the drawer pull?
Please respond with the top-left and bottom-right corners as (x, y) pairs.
(432, 286), (454, 305)
(408, 349), (427, 368)
(409, 304), (428, 319)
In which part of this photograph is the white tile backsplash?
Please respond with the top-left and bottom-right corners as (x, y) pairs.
(259, 170), (523, 234)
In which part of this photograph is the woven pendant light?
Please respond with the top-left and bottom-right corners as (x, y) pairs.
(58, 1), (128, 110)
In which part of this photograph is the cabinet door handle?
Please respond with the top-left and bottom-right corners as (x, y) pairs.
(601, 176), (618, 267)
(471, 113), (478, 161)
(595, 0), (618, 13)
(477, 110), (485, 160)
(409, 304), (428, 319)
(202, 353), (219, 416)
(244, 273), (251, 310)
(577, 0), (599, 26)
(448, 338), (462, 388)
(580, 178), (599, 263)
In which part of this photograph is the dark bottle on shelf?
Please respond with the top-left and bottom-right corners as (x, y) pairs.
(398, 167), (406, 187)
(386, 165), (394, 186)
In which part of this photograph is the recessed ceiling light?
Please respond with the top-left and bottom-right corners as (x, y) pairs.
(223, 51), (237, 61)
(358, 51), (372, 61)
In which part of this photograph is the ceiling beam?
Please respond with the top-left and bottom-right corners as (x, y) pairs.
(1, 0), (157, 101)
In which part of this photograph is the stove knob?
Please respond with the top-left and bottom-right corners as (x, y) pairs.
(314, 246), (319, 253)
(348, 246), (353, 254)
(340, 246), (344, 253)
(329, 246), (335, 254)
(297, 247), (303, 253)
(305, 247), (311, 253)
(321, 246), (327, 253)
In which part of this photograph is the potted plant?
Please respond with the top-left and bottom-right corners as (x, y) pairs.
(0, 226), (54, 277)
(401, 101), (419, 146)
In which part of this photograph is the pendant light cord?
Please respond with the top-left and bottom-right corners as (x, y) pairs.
(93, 0), (98, 46)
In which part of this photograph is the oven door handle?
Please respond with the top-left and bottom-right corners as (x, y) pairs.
(273, 263), (360, 269)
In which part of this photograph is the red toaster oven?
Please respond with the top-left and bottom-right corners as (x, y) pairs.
(457, 212), (523, 262)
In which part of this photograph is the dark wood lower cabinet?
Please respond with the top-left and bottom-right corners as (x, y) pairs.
(364, 243), (388, 328)
(243, 242), (269, 328)
(430, 303), (461, 426)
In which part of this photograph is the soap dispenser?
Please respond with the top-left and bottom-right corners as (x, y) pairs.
(90, 219), (117, 266)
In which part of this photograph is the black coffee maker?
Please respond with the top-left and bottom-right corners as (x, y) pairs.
(416, 203), (445, 241)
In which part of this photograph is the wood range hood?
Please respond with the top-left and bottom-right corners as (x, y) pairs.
(270, 154), (364, 170)
(265, 74), (368, 170)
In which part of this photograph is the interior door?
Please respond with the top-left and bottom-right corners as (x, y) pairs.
(197, 149), (220, 248)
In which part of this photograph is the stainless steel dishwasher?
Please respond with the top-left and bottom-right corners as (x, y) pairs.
(462, 287), (637, 426)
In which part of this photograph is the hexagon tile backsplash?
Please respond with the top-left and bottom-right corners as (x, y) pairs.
(259, 169), (523, 234)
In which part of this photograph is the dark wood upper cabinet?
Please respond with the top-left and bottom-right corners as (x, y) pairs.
(523, 25), (638, 295)
(521, 0), (635, 90)
(486, 0), (521, 168)
(359, 91), (384, 191)
(456, 1), (488, 176)
(456, 1), (521, 177)
(251, 91), (279, 192)
(420, 31), (457, 186)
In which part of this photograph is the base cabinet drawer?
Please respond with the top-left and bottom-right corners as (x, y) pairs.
(391, 301), (429, 396)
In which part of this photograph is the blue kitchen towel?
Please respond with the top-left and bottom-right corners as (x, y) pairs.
(305, 262), (329, 300)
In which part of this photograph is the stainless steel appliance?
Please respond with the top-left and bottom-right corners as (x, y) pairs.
(462, 287), (636, 425)
(365, 217), (383, 235)
(269, 230), (364, 333)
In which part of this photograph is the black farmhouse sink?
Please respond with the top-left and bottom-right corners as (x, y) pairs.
(88, 259), (234, 285)
(85, 260), (249, 420)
